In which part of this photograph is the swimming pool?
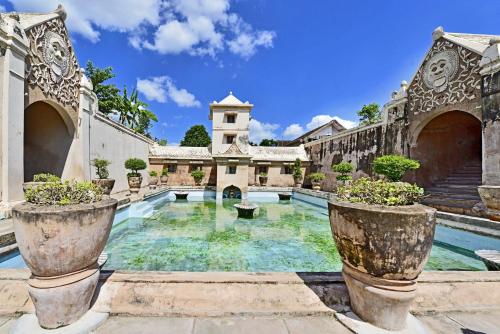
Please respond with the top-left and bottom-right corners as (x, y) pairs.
(1, 192), (498, 272)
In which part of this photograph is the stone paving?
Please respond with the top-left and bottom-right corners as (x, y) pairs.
(2, 312), (500, 334)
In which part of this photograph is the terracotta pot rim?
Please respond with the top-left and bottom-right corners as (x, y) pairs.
(329, 200), (435, 214)
(91, 178), (115, 181)
(13, 198), (117, 214)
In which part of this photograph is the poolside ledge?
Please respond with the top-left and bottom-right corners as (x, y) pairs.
(0, 270), (499, 317)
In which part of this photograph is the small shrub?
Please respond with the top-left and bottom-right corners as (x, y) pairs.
(191, 169), (205, 182)
(373, 155), (420, 182)
(309, 172), (326, 182)
(125, 158), (147, 177)
(25, 181), (102, 206)
(32, 173), (60, 183)
(92, 159), (111, 179)
(337, 178), (423, 206)
(149, 170), (158, 177)
(259, 172), (268, 177)
(293, 158), (303, 179)
(161, 168), (169, 176)
(332, 162), (354, 181)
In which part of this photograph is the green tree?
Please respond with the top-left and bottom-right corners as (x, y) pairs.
(117, 87), (158, 135)
(357, 103), (381, 126)
(157, 139), (167, 146)
(180, 125), (211, 147)
(373, 155), (420, 182)
(84, 60), (121, 115)
(259, 138), (278, 146)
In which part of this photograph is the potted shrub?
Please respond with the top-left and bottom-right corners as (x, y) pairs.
(23, 173), (60, 192)
(329, 157), (435, 331)
(160, 168), (169, 185)
(12, 181), (117, 328)
(149, 171), (159, 189)
(259, 172), (268, 186)
(293, 158), (303, 187)
(372, 154), (420, 181)
(191, 169), (205, 186)
(125, 158), (147, 194)
(91, 158), (114, 195)
(332, 161), (353, 187)
(309, 172), (325, 190)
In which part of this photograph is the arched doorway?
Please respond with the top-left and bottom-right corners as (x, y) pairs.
(24, 101), (74, 182)
(412, 110), (481, 187)
(223, 185), (242, 199)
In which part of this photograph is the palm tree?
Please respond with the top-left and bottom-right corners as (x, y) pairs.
(117, 87), (158, 135)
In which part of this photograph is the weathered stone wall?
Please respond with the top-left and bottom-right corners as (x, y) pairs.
(481, 70), (500, 185)
(305, 121), (407, 191)
(149, 162), (217, 186)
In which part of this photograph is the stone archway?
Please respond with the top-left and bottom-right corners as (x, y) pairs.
(223, 185), (242, 199)
(24, 101), (75, 182)
(411, 110), (481, 187)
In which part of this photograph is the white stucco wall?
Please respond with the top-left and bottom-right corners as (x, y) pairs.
(89, 113), (152, 194)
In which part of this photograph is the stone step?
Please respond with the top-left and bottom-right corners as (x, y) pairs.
(426, 188), (480, 197)
(442, 177), (482, 184)
(0, 219), (15, 249)
(431, 183), (480, 189)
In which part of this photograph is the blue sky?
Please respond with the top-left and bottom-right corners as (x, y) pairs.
(3, 1), (500, 144)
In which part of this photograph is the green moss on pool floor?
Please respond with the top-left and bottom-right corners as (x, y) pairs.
(102, 198), (489, 272)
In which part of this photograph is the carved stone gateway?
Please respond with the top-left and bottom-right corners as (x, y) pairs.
(25, 18), (80, 111)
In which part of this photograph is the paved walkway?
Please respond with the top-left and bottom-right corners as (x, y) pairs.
(1, 312), (500, 334)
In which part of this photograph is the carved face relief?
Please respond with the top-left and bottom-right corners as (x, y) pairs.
(43, 31), (69, 83)
(423, 50), (459, 93)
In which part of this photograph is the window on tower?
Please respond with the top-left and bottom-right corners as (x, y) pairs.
(225, 135), (235, 144)
(226, 114), (236, 123)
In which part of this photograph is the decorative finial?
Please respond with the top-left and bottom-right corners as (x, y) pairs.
(229, 91), (233, 95)
(490, 37), (500, 45)
(432, 26), (444, 41)
(55, 4), (67, 21)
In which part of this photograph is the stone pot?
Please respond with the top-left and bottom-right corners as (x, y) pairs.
(160, 175), (169, 185)
(28, 266), (99, 329)
(478, 185), (500, 216)
(92, 178), (115, 195)
(149, 176), (159, 190)
(128, 176), (142, 194)
(259, 176), (268, 186)
(328, 200), (436, 330)
(194, 178), (202, 186)
(12, 199), (118, 277)
(311, 181), (322, 191)
(293, 176), (302, 188)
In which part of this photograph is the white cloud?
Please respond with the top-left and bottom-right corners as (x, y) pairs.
(10, 0), (162, 43)
(136, 76), (201, 108)
(283, 123), (304, 139)
(332, 116), (357, 129)
(306, 114), (357, 130)
(12, 1), (276, 59)
(249, 119), (279, 144)
(137, 76), (168, 103)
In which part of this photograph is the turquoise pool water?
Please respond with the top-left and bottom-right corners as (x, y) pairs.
(1, 195), (498, 272)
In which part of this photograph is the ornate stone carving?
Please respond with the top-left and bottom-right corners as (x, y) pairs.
(423, 50), (459, 92)
(25, 18), (80, 110)
(408, 40), (482, 115)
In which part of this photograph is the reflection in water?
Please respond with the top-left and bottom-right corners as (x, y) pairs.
(103, 198), (488, 272)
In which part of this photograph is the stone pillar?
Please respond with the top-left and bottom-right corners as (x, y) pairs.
(0, 16), (30, 205)
(478, 37), (500, 220)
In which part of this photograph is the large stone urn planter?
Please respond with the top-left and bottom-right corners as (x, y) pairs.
(311, 181), (322, 191)
(12, 199), (117, 328)
(328, 200), (436, 330)
(160, 175), (169, 185)
(92, 178), (115, 195)
(478, 185), (500, 221)
(293, 176), (302, 188)
(149, 176), (159, 190)
(259, 175), (268, 186)
(127, 176), (142, 194)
